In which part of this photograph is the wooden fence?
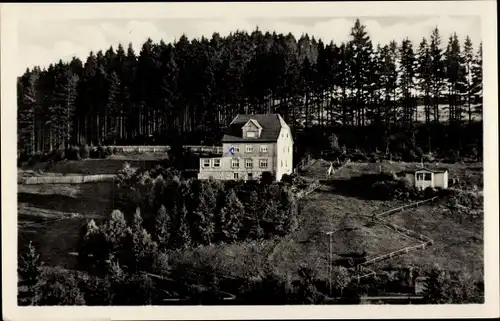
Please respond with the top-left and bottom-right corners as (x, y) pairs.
(359, 241), (432, 267)
(294, 154), (313, 173)
(19, 174), (116, 185)
(184, 145), (223, 154)
(107, 145), (223, 154)
(296, 180), (321, 199)
(375, 196), (440, 218)
(107, 145), (171, 153)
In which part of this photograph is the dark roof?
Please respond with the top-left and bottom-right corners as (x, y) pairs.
(221, 114), (285, 143)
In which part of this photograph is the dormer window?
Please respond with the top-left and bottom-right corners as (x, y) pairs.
(242, 119), (262, 139)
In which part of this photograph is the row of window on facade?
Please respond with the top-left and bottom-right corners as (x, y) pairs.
(232, 172), (253, 180)
(416, 173), (432, 181)
(203, 158), (273, 169)
(230, 145), (290, 154)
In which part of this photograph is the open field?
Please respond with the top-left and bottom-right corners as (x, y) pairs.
(302, 158), (483, 188)
(169, 184), (413, 281)
(18, 182), (115, 269)
(375, 202), (483, 279)
(19, 158), (163, 178)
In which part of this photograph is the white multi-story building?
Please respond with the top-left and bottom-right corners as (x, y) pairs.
(198, 114), (294, 181)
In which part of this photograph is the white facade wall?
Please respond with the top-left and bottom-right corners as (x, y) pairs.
(410, 170), (449, 190)
(198, 142), (278, 181)
(433, 172), (448, 189)
(275, 127), (294, 181)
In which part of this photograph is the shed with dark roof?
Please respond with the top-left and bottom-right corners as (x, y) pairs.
(402, 167), (449, 190)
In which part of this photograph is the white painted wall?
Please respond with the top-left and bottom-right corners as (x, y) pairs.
(275, 125), (293, 181)
(198, 142), (278, 181)
(434, 171), (448, 189)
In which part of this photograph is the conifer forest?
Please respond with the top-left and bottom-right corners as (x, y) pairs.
(16, 18), (485, 306)
(17, 19), (483, 160)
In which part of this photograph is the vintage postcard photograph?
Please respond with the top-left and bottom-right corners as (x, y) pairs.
(1, 1), (498, 320)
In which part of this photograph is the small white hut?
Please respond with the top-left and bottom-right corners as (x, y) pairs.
(404, 167), (449, 190)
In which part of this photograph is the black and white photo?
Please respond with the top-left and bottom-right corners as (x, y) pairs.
(1, 1), (498, 320)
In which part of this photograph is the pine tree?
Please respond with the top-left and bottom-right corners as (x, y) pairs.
(399, 38), (417, 125)
(52, 62), (79, 148)
(444, 33), (465, 124)
(106, 71), (121, 144)
(379, 44), (398, 124)
(429, 27), (445, 124)
(18, 70), (39, 155)
(471, 42), (482, 118)
(417, 38), (433, 124)
(463, 35), (475, 125)
(348, 19), (375, 127)
(190, 185), (216, 245)
(154, 205), (171, 250)
(219, 189), (244, 242)
(176, 203), (192, 249)
(103, 209), (128, 256)
(18, 241), (42, 305)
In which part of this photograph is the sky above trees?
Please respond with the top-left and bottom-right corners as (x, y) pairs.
(18, 15), (481, 76)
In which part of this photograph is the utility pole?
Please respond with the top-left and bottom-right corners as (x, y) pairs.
(325, 230), (337, 297)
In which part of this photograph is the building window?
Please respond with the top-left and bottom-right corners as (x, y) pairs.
(234, 173), (239, 179)
(245, 158), (253, 169)
(281, 160), (283, 167)
(288, 146), (290, 152)
(231, 159), (240, 168)
(203, 159), (211, 168)
(416, 173), (423, 180)
(247, 173), (253, 180)
(247, 131), (256, 138)
(260, 145), (267, 153)
(259, 159), (268, 168)
(234, 146), (240, 153)
(213, 159), (220, 167)
(424, 173), (432, 181)
(246, 145), (253, 153)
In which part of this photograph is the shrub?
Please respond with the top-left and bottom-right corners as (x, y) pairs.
(106, 146), (113, 157)
(65, 145), (81, 160)
(52, 148), (66, 162)
(281, 174), (294, 185)
(27, 152), (43, 166)
(80, 145), (90, 159)
(78, 274), (112, 305)
(422, 266), (483, 303)
(446, 150), (461, 163)
(422, 153), (434, 163)
(90, 146), (100, 158)
(34, 268), (86, 305)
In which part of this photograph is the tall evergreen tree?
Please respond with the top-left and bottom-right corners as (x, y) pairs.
(429, 27), (445, 124)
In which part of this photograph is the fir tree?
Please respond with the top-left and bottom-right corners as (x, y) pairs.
(18, 241), (42, 305)
(219, 189), (244, 242)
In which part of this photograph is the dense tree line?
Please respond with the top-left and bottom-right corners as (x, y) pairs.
(75, 164), (298, 275)
(17, 19), (483, 160)
(19, 240), (483, 305)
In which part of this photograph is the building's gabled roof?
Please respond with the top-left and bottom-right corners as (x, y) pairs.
(243, 119), (263, 130)
(222, 114), (288, 143)
(405, 167), (448, 174)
